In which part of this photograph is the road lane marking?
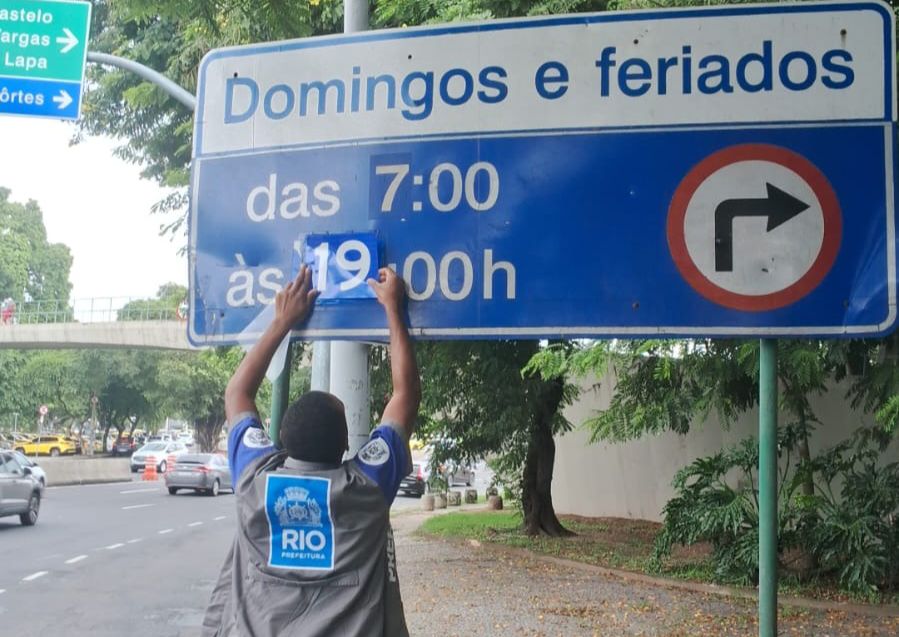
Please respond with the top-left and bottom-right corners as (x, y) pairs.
(119, 488), (157, 494)
(188, 521), (203, 527)
(122, 503), (155, 510)
(22, 571), (48, 582)
(213, 516), (226, 521)
(126, 538), (143, 544)
(158, 528), (173, 535)
(65, 555), (88, 565)
(106, 543), (125, 550)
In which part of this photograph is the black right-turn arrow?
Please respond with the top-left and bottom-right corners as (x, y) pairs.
(714, 183), (809, 272)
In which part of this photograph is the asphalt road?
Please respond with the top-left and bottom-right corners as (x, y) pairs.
(1, 478), (422, 635)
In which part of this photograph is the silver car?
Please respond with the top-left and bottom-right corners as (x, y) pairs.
(13, 451), (46, 490)
(131, 441), (188, 473)
(0, 450), (41, 526)
(165, 453), (232, 496)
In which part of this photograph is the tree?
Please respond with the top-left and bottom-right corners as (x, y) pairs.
(153, 344), (309, 452)
(78, 349), (164, 445)
(0, 188), (73, 303)
(372, 340), (577, 536)
(78, 1), (345, 237)
(117, 282), (187, 321)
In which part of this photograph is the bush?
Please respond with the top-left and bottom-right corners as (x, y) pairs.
(652, 426), (899, 594)
(804, 429), (899, 593)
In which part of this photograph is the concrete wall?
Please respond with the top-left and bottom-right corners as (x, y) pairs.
(0, 321), (194, 350)
(38, 457), (133, 486)
(551, 373), (899, 522)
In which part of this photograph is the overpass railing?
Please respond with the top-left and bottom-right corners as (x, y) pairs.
(2, 298), (179, 325)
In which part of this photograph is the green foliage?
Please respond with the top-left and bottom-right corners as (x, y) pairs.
(804, 430), (899, 593)
(652, 436), (767, 584)
(419, 510), (522, 538)
(374, 0), (607, 27)
(373, 339), (574, 463)
(653, 428), (899, 594)
(118, 282), (187, 321)
(79, 0), (345, 236)
(0, 188), (73, 303)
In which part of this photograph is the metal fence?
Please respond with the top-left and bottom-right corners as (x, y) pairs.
(2, 298), (179, 325)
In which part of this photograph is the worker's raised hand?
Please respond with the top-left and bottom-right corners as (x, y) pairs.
(367, 267), (406, 312)
(275, 265), (319, 327)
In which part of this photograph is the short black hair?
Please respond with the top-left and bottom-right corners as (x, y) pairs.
(280, 391), (348, 463)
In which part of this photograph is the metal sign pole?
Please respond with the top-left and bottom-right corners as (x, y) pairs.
(270, 344), (294, 449)
(329, 0), (372, 459)
(758, 339), (778, 637)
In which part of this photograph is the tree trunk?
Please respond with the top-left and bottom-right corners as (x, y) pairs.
(521, 377), (574, 537)
(102, 422), (112, 453)
(196, 415), (224, 453)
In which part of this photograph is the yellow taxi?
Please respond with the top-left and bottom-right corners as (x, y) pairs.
(409, 436), (426, 450)
(16, 434), (78, 457)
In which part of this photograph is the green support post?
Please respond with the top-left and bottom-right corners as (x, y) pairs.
(758, 338), (778, 637)
(269, 343), (294, 450)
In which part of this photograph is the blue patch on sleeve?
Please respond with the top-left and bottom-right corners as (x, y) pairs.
(265, 474), (335, 571)
(355, 425), (409, 505)
(228, 416), (275, 489)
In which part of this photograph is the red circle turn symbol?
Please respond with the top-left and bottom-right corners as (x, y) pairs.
(667, 144), (841, 312)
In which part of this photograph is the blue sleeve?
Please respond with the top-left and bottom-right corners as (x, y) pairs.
(227, 413), (276, 490)
(354, 425), (411, 506)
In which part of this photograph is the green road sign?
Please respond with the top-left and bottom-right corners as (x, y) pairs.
(0, 0), (91, 120)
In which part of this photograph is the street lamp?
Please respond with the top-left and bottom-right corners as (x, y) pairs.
(12, 411), (19, 435)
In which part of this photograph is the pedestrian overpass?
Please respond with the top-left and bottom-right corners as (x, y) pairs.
(0, 297), (194, 351)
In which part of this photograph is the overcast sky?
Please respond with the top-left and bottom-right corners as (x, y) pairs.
(0, 116), (186, 302)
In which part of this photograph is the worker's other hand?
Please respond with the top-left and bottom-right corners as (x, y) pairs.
(367, 267), (406, 311)
(275, 265), (319, 327)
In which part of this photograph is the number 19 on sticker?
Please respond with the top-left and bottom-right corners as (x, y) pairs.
(302, 233), (379, 302)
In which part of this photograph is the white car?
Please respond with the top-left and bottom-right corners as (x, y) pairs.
(130, 441), (189, 473)
(177, 433), (195, 447)
(13, 451), (47, 490)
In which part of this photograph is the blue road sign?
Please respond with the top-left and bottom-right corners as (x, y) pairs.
(190, 2), (897, 344)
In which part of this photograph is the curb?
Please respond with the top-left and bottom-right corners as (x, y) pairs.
(417, 525), (899, 619)
(48, 478), (134, 487)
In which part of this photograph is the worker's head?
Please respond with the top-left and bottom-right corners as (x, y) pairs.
(280, 391), (348, 464)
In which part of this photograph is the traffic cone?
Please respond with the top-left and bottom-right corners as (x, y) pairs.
(143, 455), (157, 481)
(166, 454), (177, 473)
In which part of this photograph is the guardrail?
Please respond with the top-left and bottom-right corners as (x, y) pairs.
(1, 298), (181, 325)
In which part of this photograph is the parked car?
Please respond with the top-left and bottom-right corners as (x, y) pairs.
(12, 451), (46, 490)
(399, 461), (430, 497)
(15, 434), (77, 457)
(177, 432), (195, 447)
(0, 450), (41, 525)
(447, 463), (475, 487)
(130, 441), (189, 473)
(165, 453), (232, 496)
(111, 435), (138, 457)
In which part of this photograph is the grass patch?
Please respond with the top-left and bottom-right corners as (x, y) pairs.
(418, 511), (899, 607)
(420, 510), (520, 539)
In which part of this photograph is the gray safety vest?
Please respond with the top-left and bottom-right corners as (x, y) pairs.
(202, 451), (410, 637)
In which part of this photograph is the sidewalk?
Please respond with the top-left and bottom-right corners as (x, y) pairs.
(391, 511), (899, 636)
